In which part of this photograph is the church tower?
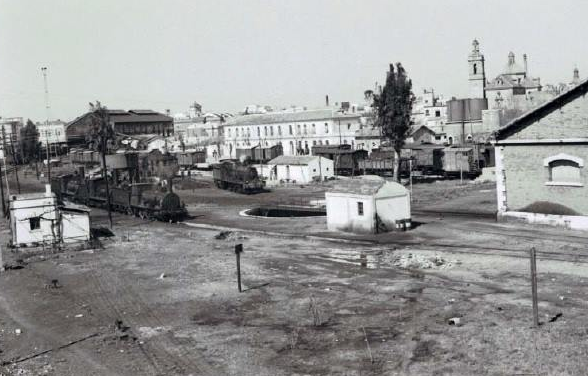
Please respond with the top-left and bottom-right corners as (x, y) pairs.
(468, 39), (486, 99)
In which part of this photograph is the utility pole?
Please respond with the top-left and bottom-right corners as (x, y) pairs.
(41, 67), (50, 124)
(0, 151), (5, 218)
(9, 133), (20, 194)
(45, 133), (51, 181)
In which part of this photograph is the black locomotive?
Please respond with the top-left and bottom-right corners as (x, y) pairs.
(212, 161), (265, 193)
(51, 174), (188, 221)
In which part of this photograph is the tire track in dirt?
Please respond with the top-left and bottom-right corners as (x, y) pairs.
(86, 244), (222, 376)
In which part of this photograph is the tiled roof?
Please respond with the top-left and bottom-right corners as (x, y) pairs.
(225, 109), (361, 126)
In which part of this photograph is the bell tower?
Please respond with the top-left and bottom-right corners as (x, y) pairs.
(468, 39), (486, 99)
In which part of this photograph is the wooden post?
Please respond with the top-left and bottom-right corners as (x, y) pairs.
(530, 247), (539, 328)
(0, 243), (4, 272)
(235, 243), (243, 292)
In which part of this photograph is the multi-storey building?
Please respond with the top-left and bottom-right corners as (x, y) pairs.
(222, 108), (364, 158)
(0, 117), (24, 157)
(37, 120), (67, 145)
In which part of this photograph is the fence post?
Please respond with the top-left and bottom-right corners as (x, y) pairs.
(235, 243), (243, 292)
(530, 247), (539, 328)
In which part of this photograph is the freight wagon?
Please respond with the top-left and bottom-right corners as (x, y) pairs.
(442, 147), (479, 178)
(311, 145), (368, 175)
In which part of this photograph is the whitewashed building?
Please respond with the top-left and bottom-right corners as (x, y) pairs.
(9, 186), (91, 247)
(9, 186), (59, 247)
(222, 108), (364, 158)
(325, 176), (411, 234)
(266, 155), (334, 184)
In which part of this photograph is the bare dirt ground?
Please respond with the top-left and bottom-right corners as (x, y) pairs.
(1, 170), (588, 375)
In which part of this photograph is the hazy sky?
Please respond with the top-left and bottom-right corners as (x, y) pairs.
(0, 0), (585, 122)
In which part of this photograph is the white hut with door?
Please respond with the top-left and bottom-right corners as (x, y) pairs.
(267, 155), (334, 184)
(325, 176), (411, 234)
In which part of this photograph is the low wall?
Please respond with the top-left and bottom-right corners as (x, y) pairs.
(498, 211), (588, 231)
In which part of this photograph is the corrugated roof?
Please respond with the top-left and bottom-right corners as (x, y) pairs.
(225, 109), (361, 126)
(268, 155), (318, 165)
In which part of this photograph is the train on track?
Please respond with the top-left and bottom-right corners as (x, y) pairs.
(212, 161), (265, 193)
(51, 174), (188, 222)
(359, 144), (483, 178)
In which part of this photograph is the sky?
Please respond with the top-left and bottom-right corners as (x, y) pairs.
(0, 0), (586, 122)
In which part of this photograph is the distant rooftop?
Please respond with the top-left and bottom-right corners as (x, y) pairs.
(225, 109), (361, 127)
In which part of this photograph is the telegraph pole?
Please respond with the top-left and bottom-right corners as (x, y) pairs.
(0, 151), (5, 218)
(45, 133), (51, 181)
(9, 133), (20, 194)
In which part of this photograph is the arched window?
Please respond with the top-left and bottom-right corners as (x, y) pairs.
(448, 136), (453, 145)
(289, 125), (293, 135)
(466, 134), (473, 143)
(473, 63), (477, 75)
(270, 126), (274, 136)
(257, 127), (260, 137)
(325, 123), (329, 134)
(544, 154), (584, 186)
(278, 125), (282, 136)
(289, 141), (294, 155)
(303, 124), (307, 135)
(264, 126), (268, 136)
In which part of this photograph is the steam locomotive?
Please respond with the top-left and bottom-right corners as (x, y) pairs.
(51, 174), (188, 221)
(212, 161), (265, 193)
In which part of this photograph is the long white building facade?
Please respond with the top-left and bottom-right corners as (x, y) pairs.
(222, 109), (365, 158)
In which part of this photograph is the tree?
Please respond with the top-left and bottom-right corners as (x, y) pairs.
(373, 63), (415, 181)
(87, 101), (115, 228)
(20, 119), (41, 163)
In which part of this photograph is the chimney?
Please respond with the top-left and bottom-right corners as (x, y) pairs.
(45, 184), (52, 197)
(523, 54), (528, 75)
(325, 95), (329, 107)
(165, 109), (171, 116)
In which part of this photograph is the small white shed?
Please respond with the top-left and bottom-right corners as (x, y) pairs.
(9, 186), (59, 247)
(60, 205), (91, 243)
(267, 155), (334, 184)
(325, 176), (411, 234)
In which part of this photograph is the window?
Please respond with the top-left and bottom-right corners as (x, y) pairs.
(357, 202), (364, 216)
(270, 126), (274, 136)
(257, 127), (261, 136)
(303, 124), (307, 135)
(264, 126), (268, 136)
(425, 109), (430, 116)
(325, 123), (329, 134)
(297, 124), (301, 135)
(313, 140), (317, 146)
(325, 140), (329, 145)
(312, 124), (316, 134)
(289, 125), (293, 135)
(473, 63), (477, 75)
(347, 123), (351, 130)
(435, 110), (441, 117)
(544, 154), (584, 186)
(278, 125), (282, 136)
(29, 217), (41, 230)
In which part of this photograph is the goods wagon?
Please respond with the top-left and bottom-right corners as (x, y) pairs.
(311, 145), (368, 175)
(442, 147), (479, 178)
(236, 144), (283, 163)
